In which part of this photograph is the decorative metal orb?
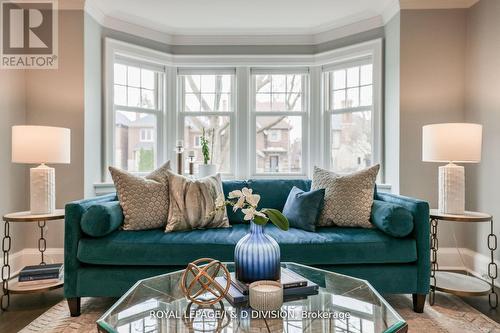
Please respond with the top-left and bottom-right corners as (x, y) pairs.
(180, 258), (231, 305)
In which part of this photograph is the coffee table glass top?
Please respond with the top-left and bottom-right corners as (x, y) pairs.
(97, 262), (406, 333)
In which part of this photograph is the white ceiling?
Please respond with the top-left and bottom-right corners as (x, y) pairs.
(88, 0), (395, 35)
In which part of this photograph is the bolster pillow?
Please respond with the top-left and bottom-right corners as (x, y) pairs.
(370, 200), (414, 237)
(81, 201), (123, 237)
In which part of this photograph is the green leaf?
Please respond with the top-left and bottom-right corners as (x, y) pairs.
(253, 215), (269, 225)
(262, 208), (289, 231)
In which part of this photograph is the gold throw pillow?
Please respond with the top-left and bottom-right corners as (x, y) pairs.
(166, 170), (229, 232)
(311, 164), (380, 228)
(109, 161), (170, 230)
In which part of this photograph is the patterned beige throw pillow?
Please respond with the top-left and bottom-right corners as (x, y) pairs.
(109, 162), (170, 230)
(166, 170), (229, 232)
(311, 164), (380, 228)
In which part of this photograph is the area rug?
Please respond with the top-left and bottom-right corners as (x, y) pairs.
(19, 293), (500, 333)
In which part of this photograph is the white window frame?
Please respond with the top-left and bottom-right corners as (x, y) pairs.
(250, 69), (309, 177)
(103, 38), (383, 184)
(177, 69), (237, 177)
(320, 42), (383, 180)
(140, 128), (154, 142)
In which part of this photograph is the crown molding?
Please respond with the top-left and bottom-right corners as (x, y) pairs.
(400, 0), (480, 9)
(84, 0), (478, 47)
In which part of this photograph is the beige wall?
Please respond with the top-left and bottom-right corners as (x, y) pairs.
(24, 10), (85, 249)
(0, 70), (30, 253)
(399, 9), (468, 247)
(464, 0), (500, 259)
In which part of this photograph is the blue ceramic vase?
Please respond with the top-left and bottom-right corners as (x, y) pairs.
(234, 221), (281, 283)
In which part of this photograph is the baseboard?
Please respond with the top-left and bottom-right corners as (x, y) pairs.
(436, 247), (499, 282)
(0, 246), (496, 286)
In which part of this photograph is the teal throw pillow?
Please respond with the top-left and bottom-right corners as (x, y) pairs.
(81, 201), (124, 237)
(282, 186), (325, 232)
(370, 200), (413, 237)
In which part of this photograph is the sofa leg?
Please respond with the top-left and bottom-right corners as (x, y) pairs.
(412, 293), (426, 313)
(67, 297), (81, 317)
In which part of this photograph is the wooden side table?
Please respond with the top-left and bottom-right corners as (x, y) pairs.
(1, 209), (65, 311)
(429, 209), (498, 308)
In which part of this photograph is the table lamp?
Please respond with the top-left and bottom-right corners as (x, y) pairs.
(12, 126), (71, 214)
(422, 123), (482, 215)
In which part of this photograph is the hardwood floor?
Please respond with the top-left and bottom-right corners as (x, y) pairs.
(0, 284), (499, 332)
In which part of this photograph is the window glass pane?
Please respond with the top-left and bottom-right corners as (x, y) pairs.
(185, 93), (201, 112)
(201, 93), (215, 111)
(185, 75), (201, 93)
(127, 87), (140, 107)
(127, 66), (141, 87)
(200, 75), (216, 92)
(114, 85), (126, 106)
(217, 93), (231, 111)
(286, 75), (301, 93)
(346, 67), (359, 88)
(141, 89), (155, 109)
(271, 75), (286, 92)
(360, 64), (373, 85)
(255, 116), (302, 173)
(114, 64), (126, 85)
(272, 93), (286, 111)
(333, 90), (346, 110)
(221, 75), (232, 93)
(346, 87), (359, 108)
(184, 116), (231, 174)
(331, 111), (372, 174)
(141, 69), (155, 90)
(333, 70), (346, 90)
(287, 93), (302, 111)
(182, 74), (233, 112)
(256, 93), (271, 111)
(254, 74), (304, 112)
(360, 85), (373, 106)
(114, 110), (157, 173)
(255, 75), (271, 93)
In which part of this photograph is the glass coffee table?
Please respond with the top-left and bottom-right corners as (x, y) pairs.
(97, 262), (407, 333)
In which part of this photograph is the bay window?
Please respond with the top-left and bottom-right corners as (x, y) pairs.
(104, 38), (382, 182)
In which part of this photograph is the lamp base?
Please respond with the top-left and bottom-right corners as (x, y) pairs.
(30, 164), (55, 215)
(438, 163), (464, 215)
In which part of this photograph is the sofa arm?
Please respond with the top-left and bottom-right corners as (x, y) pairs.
(64, 193), (117, 298)
(375, 192), (430, 294)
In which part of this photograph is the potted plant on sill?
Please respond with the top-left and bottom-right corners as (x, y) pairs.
(213, 188), (289, 283)
(198, 128), (217, 178)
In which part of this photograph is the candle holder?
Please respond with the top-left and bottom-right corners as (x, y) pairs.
(188, 150), (196, 176)
(248, 280), (283, 311)
(175, 140), (184, 175)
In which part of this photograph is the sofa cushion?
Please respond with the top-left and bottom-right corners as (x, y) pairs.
(77, 224), (416, 266)
(246, 179), (311, 211)
(371, 200), (414, 237)
(81, 202), (123, 237)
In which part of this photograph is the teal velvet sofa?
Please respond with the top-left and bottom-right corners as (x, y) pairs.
(64, 179), (430, 316)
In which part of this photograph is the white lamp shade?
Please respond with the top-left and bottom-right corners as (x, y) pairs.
(422, 123), (482, 163)
(12, 125), (71, 164)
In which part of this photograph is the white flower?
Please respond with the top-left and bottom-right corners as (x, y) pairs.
(242, 187), (261, 207)
(228, 190), (243, 199)
(242, 207), (266, 221)
(233, 196), (245, 212)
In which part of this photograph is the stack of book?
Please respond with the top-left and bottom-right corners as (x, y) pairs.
(18, 263), (63, 287)
(216, 268), (319, 305)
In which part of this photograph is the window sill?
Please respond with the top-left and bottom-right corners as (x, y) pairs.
(94, 182), (392, 196)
